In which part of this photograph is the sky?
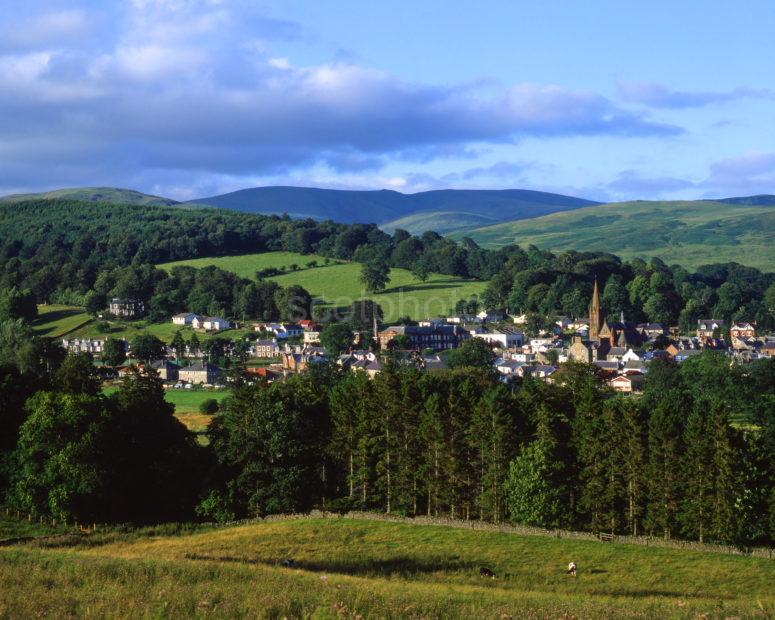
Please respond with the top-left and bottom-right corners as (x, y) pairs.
(1, 0), (774, 201)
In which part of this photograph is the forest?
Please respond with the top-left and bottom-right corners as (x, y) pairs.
(1, 199), (774, 328)
(1, 331), (774, 547)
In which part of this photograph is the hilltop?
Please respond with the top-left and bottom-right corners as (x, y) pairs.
(451, 199), (775, 270)
(0, 186), (179, 207)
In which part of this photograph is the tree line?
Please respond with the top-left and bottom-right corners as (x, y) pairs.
(2, 327), (774, 546)
(2, 199), (774, 329)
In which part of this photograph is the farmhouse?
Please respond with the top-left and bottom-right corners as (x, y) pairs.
(179, 361), (221, 384)
(109, 298), (145, 319)
(172, 312), (202, 326)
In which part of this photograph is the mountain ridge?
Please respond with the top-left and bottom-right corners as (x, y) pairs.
(186, 186), (601, 232)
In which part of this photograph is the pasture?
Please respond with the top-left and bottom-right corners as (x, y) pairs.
(159, 252), (487, 322)
(0, 516), (772, 618)
(453, 200), (775, 271)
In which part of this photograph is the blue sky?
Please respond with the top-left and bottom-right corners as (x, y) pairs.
(1, 0), (774, 201)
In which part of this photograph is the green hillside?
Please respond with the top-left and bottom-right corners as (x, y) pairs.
(0, 186), (179, 206)
(452, 200), (775, 270)
(380, 210), (501, 235)
(159, 252), (487, 322)
(1, 517), (772, 618)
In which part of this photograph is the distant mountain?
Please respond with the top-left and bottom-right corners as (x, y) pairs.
(188, 186), (600, 233)
(0, 187), (179, 207)
(450, 199), (775, 271)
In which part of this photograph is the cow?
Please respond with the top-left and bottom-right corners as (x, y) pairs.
(566, 561), (577, 576)
(479, 566), (496, 579)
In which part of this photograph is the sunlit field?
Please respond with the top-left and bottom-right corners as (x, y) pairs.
(1, 516), (772, 618)
(159, 252), (487, 322)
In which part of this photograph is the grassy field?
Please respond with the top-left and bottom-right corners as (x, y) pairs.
(452, 200), (775, 271)
(103, 387), (227, 434)
(70, 320), (255, 343)
(0, 517), (772, 618)
(32, 304), (93, 337)
(159, 252), (487, 322)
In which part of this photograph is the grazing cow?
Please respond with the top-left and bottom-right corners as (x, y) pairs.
(566, 561), (577, 576)
(479, 566), (496, 579)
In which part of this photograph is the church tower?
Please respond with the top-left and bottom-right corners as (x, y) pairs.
(589, 278), (602, 341)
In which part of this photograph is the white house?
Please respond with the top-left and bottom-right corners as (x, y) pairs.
(62, 338), (108, 354)
(303, 330), (321, 344)
(473, 329), (524, 349)
(172, 312), (201, 326)
(509, 313), (528, 325)
(196, 316), (230, 331)
(477, 309), (504, 323)
(446, 313), (478, 324)
(505, 351), (535, 363)
(621, 348), (645, 363)
(206, 317), (229, 331)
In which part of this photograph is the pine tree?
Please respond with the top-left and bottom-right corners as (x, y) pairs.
(680, 401), (714, 542)
(646, 396), (687, 539)
(329, 372), (373, 501)
(618, 398), (647, 536)
(468, 384), (517, 522)
(418, 391), (445, 516)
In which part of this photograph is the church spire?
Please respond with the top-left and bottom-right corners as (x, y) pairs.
(589, 277), (601, 341)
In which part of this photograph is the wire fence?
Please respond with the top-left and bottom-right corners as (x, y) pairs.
(3, 506), (773, 559)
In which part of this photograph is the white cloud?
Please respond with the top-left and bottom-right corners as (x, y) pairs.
(0, 10), (91, 50)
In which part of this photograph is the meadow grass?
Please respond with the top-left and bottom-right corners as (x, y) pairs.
(159, 252), (487, 322)
(0, 515), (66, 540)
(1, 517), (772, 618)
(33, 304), (93, 337)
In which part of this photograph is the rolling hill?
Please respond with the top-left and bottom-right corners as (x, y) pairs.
(450, 199), (775, 270)
(1, 515), (773, 618)
(0, 186), (179, 206)
(188, 186), (600, 232)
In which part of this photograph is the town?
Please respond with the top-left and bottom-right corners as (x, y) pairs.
(61, 289), (775, 394)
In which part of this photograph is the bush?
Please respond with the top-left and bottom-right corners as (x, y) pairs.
(199, 398), (220, 415)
